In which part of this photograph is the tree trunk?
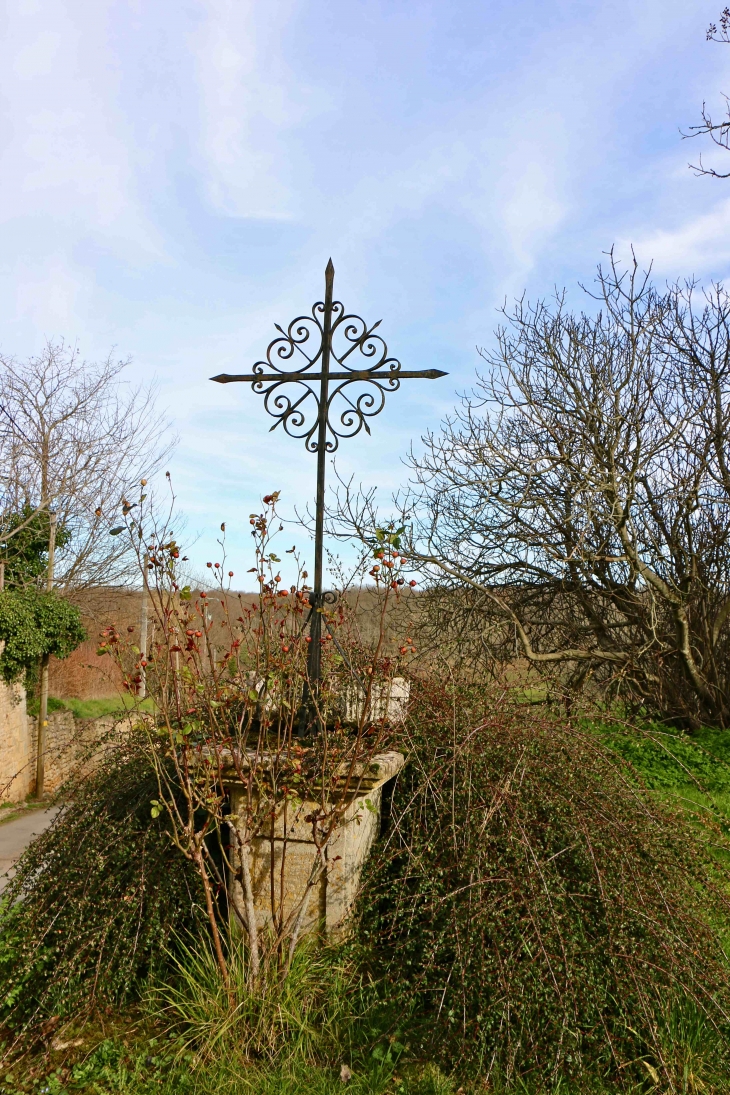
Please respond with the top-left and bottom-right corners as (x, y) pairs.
(35, 512), (57, 799)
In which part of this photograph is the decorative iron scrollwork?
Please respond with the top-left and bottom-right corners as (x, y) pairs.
(245, 303), (404, 453)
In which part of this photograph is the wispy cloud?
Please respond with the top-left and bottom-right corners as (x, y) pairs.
(0, 0), (726, 570)
(619, 197), (730, 282)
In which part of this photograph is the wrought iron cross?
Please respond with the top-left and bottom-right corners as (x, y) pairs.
(211, 259), (446, 729)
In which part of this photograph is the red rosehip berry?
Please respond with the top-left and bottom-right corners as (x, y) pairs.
(409, 580), (417, 587)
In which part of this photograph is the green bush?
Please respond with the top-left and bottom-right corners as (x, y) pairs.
(0, 738), (205, 1033)
(361, 681), (730, 1090)
(0, 590), (86, 686)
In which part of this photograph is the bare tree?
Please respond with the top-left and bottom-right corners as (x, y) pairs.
(683, 8), (730, 178)
(0, 341), (175, 590)
(334, 256), (730, 728)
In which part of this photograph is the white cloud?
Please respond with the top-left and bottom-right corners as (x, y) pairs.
(619, 198), (730, 281)
(0, 1), (163, 248)
(190, 0), (332, 219)
(11, 254), (88, 335)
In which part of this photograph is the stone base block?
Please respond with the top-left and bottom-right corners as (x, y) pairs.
(227, 750), (404, 937)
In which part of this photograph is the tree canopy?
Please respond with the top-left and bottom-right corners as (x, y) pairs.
(0, 590), (86, 686)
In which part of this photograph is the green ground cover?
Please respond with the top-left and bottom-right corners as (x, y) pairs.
(5, 711), (730, 1094)
(589, 718), (730, 833)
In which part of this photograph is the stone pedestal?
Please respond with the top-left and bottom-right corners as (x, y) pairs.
(226, 750), (404, 937)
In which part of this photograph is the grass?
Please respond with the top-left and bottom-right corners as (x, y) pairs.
(0, 933), (434, 1095)
(25, 695), (156, 719)
(61, 696), (155, 719)
(0, 1033), (458, 1095)
(0, 800), (49, 827)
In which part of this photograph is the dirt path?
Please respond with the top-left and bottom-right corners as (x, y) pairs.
(0, 807), (60, 894)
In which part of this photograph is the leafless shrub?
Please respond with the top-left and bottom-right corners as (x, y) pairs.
(334, 254), (730, 727)
(99, 485), (415, 993)
(0, 339), (174, 589)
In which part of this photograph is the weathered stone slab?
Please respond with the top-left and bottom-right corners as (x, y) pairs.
(226, 750), (404, 937)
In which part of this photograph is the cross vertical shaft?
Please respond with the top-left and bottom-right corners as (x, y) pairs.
(305, 259), (334, 700)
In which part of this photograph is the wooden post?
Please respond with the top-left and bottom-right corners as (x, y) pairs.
(36, 512), (57, 800)
(205, 604), (216, 674)
(139, 552), (149, 699)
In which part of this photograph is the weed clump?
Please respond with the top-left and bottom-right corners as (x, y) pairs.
(362, 681), (730, 1090)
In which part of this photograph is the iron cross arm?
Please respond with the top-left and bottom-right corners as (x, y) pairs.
(210, 368), (447, 383)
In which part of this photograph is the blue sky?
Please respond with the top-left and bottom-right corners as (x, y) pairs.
(1, 0), (729, 582)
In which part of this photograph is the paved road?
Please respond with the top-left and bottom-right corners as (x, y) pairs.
(0, 808), (60, 894)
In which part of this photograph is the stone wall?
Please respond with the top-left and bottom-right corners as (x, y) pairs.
(0, 681), (118, 802)
(28, 710), (117, 796)
(0, 680), (32, 801)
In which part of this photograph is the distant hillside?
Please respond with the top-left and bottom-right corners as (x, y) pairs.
(47, 585), (421, 699)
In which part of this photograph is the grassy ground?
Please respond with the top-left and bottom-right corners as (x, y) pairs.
(25, 695), (156, 720)
(0, 801), (49, 828)
(589, 717), (730, 834)
(60, 696), (155, 720)
(0, 1030), (456, 1095)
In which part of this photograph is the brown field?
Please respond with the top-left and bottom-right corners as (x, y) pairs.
(48, 585), (422, 699)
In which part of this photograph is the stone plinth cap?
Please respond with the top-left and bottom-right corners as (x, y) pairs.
(216, 748), (405, 796)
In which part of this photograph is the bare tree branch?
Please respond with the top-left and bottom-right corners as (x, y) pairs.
(0, 340), (176, 590)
